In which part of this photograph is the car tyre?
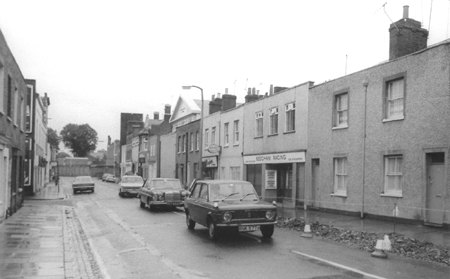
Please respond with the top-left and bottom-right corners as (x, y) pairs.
(261, 225), (274, 238)
(140, 201), (145, 209)
(208, 220), (219, 240)
(186, 212), (195, 230)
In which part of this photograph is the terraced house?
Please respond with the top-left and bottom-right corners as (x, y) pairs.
(0, 29), (27, 220)
(306, 6), (450, 226)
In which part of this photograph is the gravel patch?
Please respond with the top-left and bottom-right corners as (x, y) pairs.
(276, 217), (450, 266)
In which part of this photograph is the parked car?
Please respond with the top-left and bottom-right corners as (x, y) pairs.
(184, 180), (277, 240)
(102, 173), (113, 181)
(105, 174), (118, 183)
(138, 178), (189, 210)
(72, 176), (95, 194)
(119, 175), (144, 197)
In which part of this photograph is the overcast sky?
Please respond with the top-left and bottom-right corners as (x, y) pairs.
(1, 0), (449, 151)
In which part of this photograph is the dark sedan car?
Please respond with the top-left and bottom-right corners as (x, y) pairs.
(184, 180), (277, 240)
(138, 178), (189, 210)
(72, 176), (95, 194)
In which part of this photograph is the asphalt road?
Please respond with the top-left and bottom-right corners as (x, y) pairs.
(61, 177), (450, 279)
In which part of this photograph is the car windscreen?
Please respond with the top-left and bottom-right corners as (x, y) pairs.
(149, 180), (182, 190)
(210, 182), (257, 201)
(122, 176), (143, 183)
(75, 177), (92, 183)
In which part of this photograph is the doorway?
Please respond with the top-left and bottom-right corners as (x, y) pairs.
(425, 152), (445, 225)
(311, 159), (320, 208)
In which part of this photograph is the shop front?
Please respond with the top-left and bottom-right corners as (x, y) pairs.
(244, 151), (305, 206)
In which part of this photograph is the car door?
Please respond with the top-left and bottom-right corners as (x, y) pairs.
(196, 183), (210, 226)
(186, 182), (201, 222)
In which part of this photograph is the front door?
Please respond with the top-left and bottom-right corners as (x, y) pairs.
(426, 153), (445, 225)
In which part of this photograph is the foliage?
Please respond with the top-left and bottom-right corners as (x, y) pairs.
(60, 123), (98, 157)
(47, 127), (61, 151)
(56, 151), (71, 159)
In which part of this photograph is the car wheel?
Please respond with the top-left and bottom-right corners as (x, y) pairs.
(208, 220), (219, 240)
(261, 225), (274, 238)
(140, 201), (145, 209)
(186, 212), (195, 230)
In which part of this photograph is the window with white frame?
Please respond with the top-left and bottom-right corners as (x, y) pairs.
(25, 85), (33, 132)
(211, 126), (216, 145)
(6, 76), (12, 118)
(385, 77), (404, 120)
(269, 107), (278, 135)
(334, 93), (348, 127)
(204, 128), (209, 148)
(150, 144), (156, 156)
(224, 122), (229, 146)
(285, 102), (295, 132)
(14, 87), (19, 125)
(195, 131), (199, 151)
(255, 111), (263, 137)
(384, 155), (403, 196)
(20, 96), (24, 130)
(182, 134), (186, 152)
(190, 132), (194, 151)
(333, 157), (347, 196)
(178, 136), (181, 153)
(230, 166), (241, 180)
(0, 61), (4, 114)
(233, 120), (239, 144)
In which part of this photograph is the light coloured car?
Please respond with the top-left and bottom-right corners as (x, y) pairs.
(105, 174), (118, 183)
(72, 176), (95, 194)
(138, 178), (189, 210)
(119, 175), (144, 197)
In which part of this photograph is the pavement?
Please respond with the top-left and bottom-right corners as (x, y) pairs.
(0, 181), (448, 278)
(0, 182), (99, 279)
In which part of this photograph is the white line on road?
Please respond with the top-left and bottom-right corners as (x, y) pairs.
(291, 250), (388, 279)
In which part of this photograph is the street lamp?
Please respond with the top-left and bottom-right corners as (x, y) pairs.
(182, 85), (204, 179)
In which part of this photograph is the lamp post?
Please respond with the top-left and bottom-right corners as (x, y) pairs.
(182, 85), (204, 179)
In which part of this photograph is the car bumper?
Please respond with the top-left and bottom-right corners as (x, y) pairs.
(216, 221), (277, 227)
(73, 186), (94, 191)
(149, 201), (184, 207)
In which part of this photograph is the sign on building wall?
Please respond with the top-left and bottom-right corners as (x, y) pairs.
(202, 156), (218, 168)
(244, 151), (305, 164)
(265, 170), (277, 189)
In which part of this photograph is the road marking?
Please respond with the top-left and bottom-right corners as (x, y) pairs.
(291, 250), (387, 279)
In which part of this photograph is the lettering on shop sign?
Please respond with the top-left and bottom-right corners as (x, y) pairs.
(243, 151), (305, 164)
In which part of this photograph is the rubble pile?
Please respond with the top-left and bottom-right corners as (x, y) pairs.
(276, 217), (450, 266)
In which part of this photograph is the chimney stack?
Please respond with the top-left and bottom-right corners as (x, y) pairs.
(164, 104), (171, 122)
(221, 94), (237, 111)
(153, 112), (159, 120)
(403, 5), (409, 19)
(389, 5), (428, 60)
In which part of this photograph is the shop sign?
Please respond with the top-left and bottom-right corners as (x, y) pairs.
(265, 170), (277, 189)
(202, 156), (218, 168)
(244, 151), (305, 164)
(206, 144), (221, 154)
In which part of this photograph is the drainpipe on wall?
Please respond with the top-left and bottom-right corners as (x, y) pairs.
(361, 80), (369, 219)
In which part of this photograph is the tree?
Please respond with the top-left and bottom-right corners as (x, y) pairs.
(60, 123), (98, 157)
(56, 151), (71, 159)
(47, 127), (61, 151)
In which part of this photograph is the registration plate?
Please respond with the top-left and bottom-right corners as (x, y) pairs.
(238, 225), (259, 232)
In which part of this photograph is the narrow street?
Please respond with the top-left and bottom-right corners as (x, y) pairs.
(58, 177), (449, 279)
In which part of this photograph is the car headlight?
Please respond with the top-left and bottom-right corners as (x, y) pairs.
(223, 211), (232, 223)
(265, 210), (275, 220)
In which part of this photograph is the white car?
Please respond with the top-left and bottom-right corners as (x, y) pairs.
(119, 175), (144, 197)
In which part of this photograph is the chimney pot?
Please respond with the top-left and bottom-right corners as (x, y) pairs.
(153, 112), (160, 120)
(247, 88), (251, 95)
(211, 94), (215, 100)
(403, 5), (409, 19)
(217, 93), (221, 99)
(225, 88), (228, 94)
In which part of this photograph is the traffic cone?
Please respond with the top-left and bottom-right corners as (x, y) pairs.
(301, 224), (313, 238)
(371, 239), (388, 258)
